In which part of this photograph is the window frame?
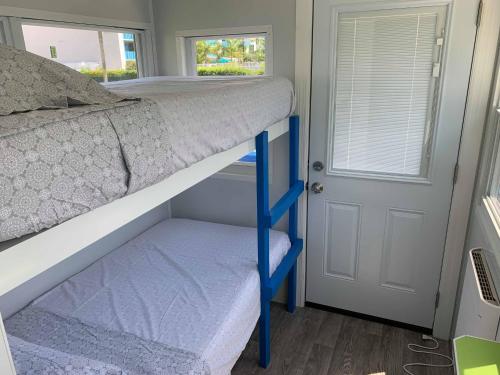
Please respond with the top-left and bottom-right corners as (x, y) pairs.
(478, 45), (500, 236)
(2, 16), (156, 79)
(483, 108), (500, 232)
(0, 16), (13, 45)
(176, 25), (273, 77)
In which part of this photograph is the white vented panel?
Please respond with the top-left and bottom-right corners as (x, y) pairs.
(472, 250), (499, 305)
(332, 10), (439, 176)
(455, 249), (500, 341)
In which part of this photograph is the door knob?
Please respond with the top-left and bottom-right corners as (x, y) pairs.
(310, 182), (324, 194)
(312, 161), (324, 171)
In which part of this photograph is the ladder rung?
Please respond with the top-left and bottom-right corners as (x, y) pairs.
(265, 181), (304, 227)
(263, 239), (303, 300)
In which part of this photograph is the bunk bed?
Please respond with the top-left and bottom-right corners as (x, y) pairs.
(0, 45), (304, 374)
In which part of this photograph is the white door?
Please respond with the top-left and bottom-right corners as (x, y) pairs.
(306, 0), (478, 328)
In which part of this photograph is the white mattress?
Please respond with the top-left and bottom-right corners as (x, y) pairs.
(105, 75), (292, 96)
(0, 76), (294, 242)
(32, 219), (291, 374)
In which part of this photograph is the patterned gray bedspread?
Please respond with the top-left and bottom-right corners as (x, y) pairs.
(8, 335), (126, 375)
(0, 77), (294, 241)
(6, 306), (210, 375)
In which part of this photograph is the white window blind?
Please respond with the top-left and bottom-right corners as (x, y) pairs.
(332, 10), (440, 176)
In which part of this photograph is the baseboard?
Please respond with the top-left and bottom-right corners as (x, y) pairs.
(305, 301), (433, 335)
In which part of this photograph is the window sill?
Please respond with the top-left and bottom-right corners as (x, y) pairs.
(212, 141), (275, 183)
(212, 163), (256, 183)
(211, 160), (274, 184)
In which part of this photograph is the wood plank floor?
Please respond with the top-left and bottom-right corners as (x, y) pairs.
(232, 304), (453, 375)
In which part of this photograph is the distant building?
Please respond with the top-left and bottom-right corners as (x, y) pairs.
(22, 25), (135, 71)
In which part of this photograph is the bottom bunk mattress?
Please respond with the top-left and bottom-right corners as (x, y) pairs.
(5, 218), (291, 375)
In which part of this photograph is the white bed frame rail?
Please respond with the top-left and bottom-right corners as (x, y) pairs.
(0, 119), (289, 298)
(0, 313), (15, 375)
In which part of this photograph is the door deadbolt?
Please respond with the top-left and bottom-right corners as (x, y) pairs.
(312, 161), (324, 171)
(310, 182), (324, 194)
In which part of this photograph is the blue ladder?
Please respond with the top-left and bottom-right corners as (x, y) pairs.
(256, 115), (304, 368)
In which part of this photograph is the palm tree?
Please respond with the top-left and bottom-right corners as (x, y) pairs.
(209, 41), (223, 60)
(196, 41), (211, 64)
(226, 39), (243, 62)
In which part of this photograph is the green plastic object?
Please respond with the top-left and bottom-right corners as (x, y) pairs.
(453, 336), (500, 375)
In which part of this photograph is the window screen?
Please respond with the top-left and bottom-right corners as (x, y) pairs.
(331, 9), (443, 177)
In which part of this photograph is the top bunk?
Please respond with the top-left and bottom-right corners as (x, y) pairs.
(0, 50), (296, 297)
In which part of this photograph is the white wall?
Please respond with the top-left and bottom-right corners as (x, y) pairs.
(152, 0), (296, 234)
(0, 0), (152, 25)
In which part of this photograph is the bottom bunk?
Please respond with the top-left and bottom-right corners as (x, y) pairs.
(5, 218), (291, 375)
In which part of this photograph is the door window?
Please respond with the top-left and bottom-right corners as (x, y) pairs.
(330, 8), (445, 177)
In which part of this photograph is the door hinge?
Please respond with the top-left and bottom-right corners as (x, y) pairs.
(435, 291), (440, 309)
(453, 163), (459, 185)
(305, 181), (309, 191)
(476, 0), (483, 28)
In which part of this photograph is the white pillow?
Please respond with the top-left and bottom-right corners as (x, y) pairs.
(0, 44), (126, 115)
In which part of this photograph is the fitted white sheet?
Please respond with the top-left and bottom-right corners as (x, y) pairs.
(32, 219), (291, 374)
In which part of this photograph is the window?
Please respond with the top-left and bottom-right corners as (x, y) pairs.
(177, 26), (273, 77)
(0, 16), (154, 81)
(216, 147), (274, 182)
(193, 35), (266, 76)
(330, 8), (445, 178)
(238, 150), (257, 163)
(21, 23), (142, 82)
